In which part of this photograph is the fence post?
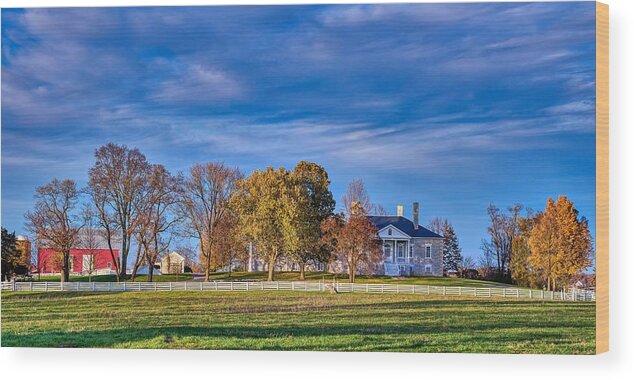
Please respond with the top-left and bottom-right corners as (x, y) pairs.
(200, 282), (203, 291)
(276, 282), (279, 291)
(123, 282), (127, 291)
(503, 288), (506, 298)
(169, 282), (172, 291)
(45, 282), (48, 291)
(155, 282), (158, 291)
(92, 282), (95, 291)
(529, 290), (532, 299)
(458, 287), (462, 296)
(30, 281), (33, 291)
(488, 288), (491, 297)
(108, 282), (111, 291)
(185, 282), (188, 291)
(215, 281), (218, 291)
(231, 282), (234, 291)
(443, 286), (446, 296)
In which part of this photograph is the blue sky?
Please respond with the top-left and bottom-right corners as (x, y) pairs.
(1, 3), (596, 260)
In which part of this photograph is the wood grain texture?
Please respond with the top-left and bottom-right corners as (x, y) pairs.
(595, 1), (609, 355)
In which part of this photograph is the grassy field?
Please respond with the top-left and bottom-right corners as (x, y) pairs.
(1, 291), (595, 353)
(27, 271), (515, 288)
(31, 273), (193, 282)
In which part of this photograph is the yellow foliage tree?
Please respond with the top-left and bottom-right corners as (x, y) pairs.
(528, 196), (592, 291)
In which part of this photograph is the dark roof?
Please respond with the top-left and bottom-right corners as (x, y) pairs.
(367, 216), (443, 238)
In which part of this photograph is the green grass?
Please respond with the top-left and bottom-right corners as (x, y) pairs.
(27, 271), (528, 289)
(32, 273), (193, 282)
(210, 271), (514, 288)
(0, 291), (595, 353)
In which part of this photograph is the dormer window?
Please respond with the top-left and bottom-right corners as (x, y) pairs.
(388, 228), (392, 236)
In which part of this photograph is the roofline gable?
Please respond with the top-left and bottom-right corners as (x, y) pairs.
(377, 224), (411, 238)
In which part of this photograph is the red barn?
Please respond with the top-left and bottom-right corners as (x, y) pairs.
(37, 248), (119, 275)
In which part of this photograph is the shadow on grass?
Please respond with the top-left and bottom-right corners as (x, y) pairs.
(1, 315), (595, 351)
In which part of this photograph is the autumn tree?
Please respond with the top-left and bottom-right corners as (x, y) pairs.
(287, 161), (335, 280)
(88, 143), (150, 282)
(509, 211), (540, 288)
(25, 179), (82, 282)
(321, 213), (381, 283)
(209, 213), (246, 276)
(529, 196), (592, 291)
(231, 167), (303, 281)
(178, 162), (242, 282)
(1, 228), (22, 281)
(320, 180), (382, 283)
(428, 217), (462, 275)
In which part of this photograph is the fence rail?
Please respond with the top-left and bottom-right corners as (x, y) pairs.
(0, 281), (595, 302)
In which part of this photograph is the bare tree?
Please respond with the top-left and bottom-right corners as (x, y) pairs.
(80, 205), (102, 282)
(177, 163), (242, 282)
(88, 143), (150, 282)
(137, 164), (182, 282)
(25, 179), (82, 282)
(341, 178), (373, 216)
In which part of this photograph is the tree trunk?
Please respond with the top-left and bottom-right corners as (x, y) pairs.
(130, 243), (143, 282)
(148, 264), (154, 282)
(299, 263), (306, 280)
(348, 266), (355, 283)
(62, 252), (70, 283)
(204, 266), (210, 282)
(267, 256), (276, 282)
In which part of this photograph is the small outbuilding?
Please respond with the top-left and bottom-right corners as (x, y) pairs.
(160, 251), (185, 274)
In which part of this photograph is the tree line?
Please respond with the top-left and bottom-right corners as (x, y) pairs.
(478, 197), (593, 290)
(22, 143), (385, 283)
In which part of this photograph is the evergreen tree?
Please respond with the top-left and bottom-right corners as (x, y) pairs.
(442, 221), (462, 275)
(1, 227), (21, 281)
(428, 218), (462, 275)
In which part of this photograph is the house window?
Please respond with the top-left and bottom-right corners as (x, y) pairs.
(384, 244), (392, 258)
(397, 243), (404, 258)
(425, 245), (432, 258)
(409, 245), (414, 259)
(317, 262), (325, 271)
(425, 264), (432, 273)
(388, 228), (392, 236)
(69, 255), (74, 272)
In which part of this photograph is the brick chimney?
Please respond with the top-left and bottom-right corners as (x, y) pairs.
(397, 204), (403, 217)
(413, 202), (419, 230)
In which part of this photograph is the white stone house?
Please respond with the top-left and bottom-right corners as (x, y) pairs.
(368, 203), (444, 277)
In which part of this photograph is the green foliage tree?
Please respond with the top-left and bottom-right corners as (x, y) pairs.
(287, 161), (335, 279)
(231, 167), (303, 281)
(1, 228), (21, 281)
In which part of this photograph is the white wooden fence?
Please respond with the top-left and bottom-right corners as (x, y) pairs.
(0, 281), (595, 302)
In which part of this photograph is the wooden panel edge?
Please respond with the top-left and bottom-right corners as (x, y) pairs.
(595, 1), (609, 355)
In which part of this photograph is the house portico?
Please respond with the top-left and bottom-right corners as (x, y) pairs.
(369, 202), (444, 277)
